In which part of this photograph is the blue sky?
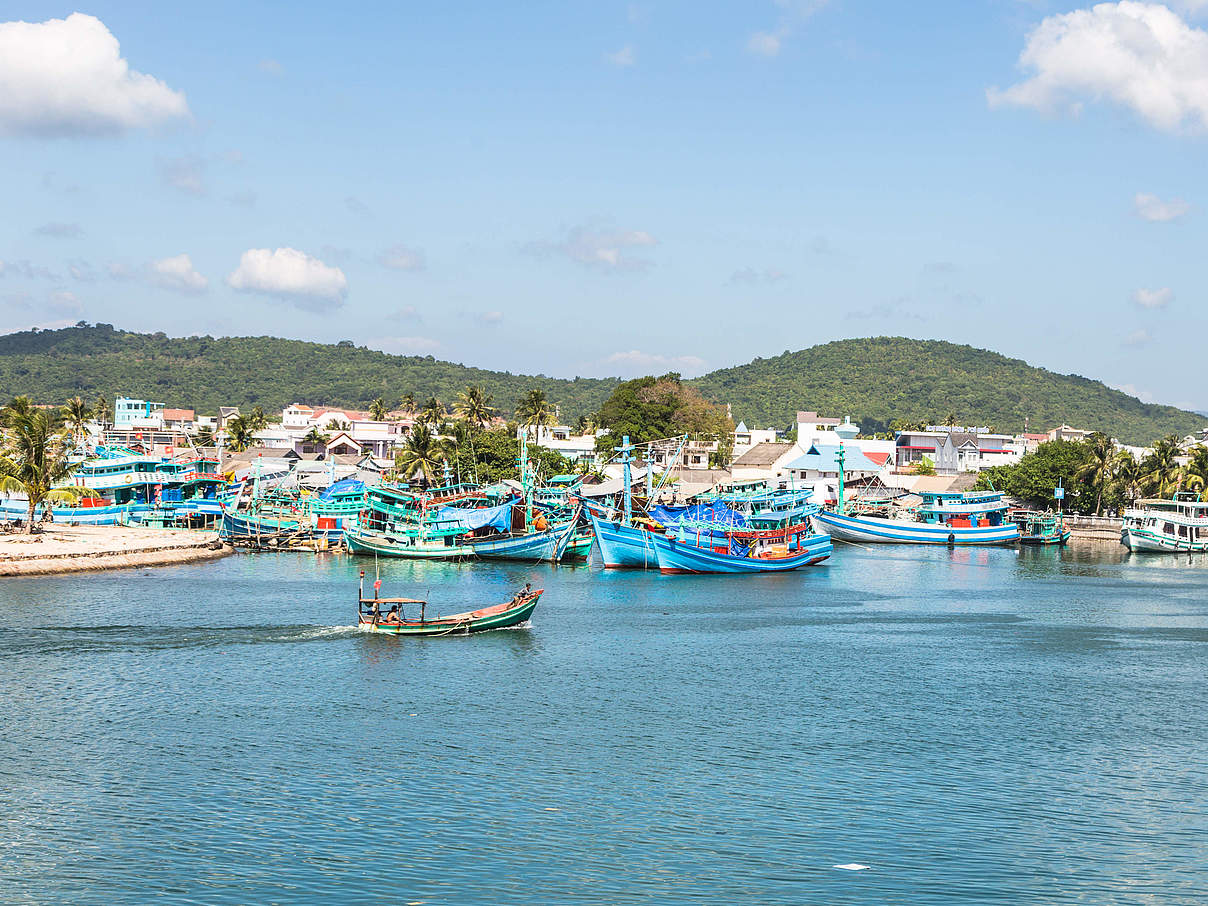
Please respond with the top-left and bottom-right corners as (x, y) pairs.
(1, 1), (1206, 410)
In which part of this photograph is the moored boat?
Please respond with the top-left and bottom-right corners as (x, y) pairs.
(1011, 510), (1070, 545)
(652, 522), (832, 574)
(1121, 494), (1208, 552)
(815, 489), (1020, 546)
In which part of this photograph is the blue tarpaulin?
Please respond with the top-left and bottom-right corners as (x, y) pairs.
(648, 502), (748, 529)
(319, 478), (365, 499)
(433, 500), (517, 532)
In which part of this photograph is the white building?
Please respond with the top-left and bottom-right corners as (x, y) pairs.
(732, 421), (779, 460)
(114, 396), (165, 430)
(518, 424), (598, 462)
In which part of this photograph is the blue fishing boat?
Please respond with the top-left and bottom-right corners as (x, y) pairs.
(587, 509), (659, 568)
(652, 522), (832, 574)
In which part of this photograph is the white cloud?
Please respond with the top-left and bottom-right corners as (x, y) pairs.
(477, 310), (504, 325)
(69, 260), (96, 282)
(988, 3), (1208, 132)
(35, 222), (83, 239)
(746, 0), (829, 58)
(605, 350), (707, 376)
(226, 247), (347, 310)
(375, 336), (441, 353)
(0, 13), (189, 137)
(159, 155), (205, 195)
(258, 59), (283, 76)
(106, 261), (135, 281)
(0, 259), (57, 279)
(1123, 327), (1153, 346)
(728, 266), (787, 285)
(528, 224), (658, 271)
(605, 45), (636, 66)
(388, 305), (422, 322)
(378, 244), (426, 271)
(1132, 286), (1173, 308)
(46, 290), (83, 317)
(1134, 191), (1191, 221)
(148, 254), (208, 294)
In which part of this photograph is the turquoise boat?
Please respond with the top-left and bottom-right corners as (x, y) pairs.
(652, 522), (832, 574)
(1011, 510), (1071, 545)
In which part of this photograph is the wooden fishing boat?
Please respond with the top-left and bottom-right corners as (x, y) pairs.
(357, 572), (542, 635)
(652, 522), (832, 574)
(1011, 510), (1070, 545)
(345, 523), (471, 560)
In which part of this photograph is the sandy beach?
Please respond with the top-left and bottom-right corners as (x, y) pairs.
(0, 525), (232, 577)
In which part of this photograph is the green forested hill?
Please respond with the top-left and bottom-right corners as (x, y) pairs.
(0, 324), (618, 420)
(694, 337), (1202, 445)
(0, 327), (1199, 445)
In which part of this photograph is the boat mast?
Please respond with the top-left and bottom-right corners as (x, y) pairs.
(520, 429), (533, 528)
(621, 435), (633, 526)
(836, 444), (846, 515)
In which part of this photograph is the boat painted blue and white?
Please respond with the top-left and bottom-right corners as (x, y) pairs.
(652, 525), (832, 574)
(588, 510), (659, 569)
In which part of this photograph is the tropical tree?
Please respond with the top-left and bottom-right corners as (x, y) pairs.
(62, 397), (92, 448)
(393, 425), (448, 485)
(247, 406), (268, 431)
(1075, 432), (1116, 515)
(418, 397), (444, 427)
(302, 427), (330, 451)
(225, 415), (255, 453)
(93, 394), (111, 429)
(1140, 435), (1182, 498)
(194, 425), (216, 447)
(455, 385), (495, 431)
(369, 397), (390, 421)
(1112, 450), (1142, 505)
(516, 389), (554, 431)
(1180, 445), (1208, 498)
(0, 398), (90, 532)
(400, 392), (417, 415)
(943, 412), (958, 427)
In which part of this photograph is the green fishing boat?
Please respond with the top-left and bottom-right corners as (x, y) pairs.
(357, 571), (542, 635)
(1011, 510), (1071, 545)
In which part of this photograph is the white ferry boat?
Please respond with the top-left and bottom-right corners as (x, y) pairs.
(1121, 494), (1208, 553)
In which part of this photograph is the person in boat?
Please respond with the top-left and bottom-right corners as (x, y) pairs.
(382, 605), (402, 625)
(510, 583), (533, 605)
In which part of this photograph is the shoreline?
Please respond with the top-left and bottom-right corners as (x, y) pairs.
(0, 525), (233, 577)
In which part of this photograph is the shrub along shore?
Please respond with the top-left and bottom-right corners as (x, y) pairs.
(0, 525), (231, 577)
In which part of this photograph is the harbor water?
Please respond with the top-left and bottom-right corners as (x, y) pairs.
(2, 543), (1206, 904)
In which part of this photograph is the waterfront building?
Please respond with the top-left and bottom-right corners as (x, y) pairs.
(517, 424), (598, 462)
(1047, 424), (1095, 443)
(732, 422), (779, 460)
(894, 427), (1023, 474)
(113, 396), (165, 430)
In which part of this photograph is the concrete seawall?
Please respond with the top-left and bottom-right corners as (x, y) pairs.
(0, 525), (232, 577)
(1066, 515), (1123, 543)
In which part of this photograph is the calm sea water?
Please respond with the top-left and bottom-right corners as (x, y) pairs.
(2, 542), (1206, 905)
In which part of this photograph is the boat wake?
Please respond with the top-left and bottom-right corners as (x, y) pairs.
(0, 623), (361, 655)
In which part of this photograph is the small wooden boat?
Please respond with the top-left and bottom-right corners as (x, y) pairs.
(652, 523), (832, 574)
(357, 572), (542, 636)
(1011, 510), (1071, 545)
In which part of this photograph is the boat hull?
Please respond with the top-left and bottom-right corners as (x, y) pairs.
(1019, 530), (1071, 546)
(221, 510), (345, 542)
(1121, 527), (1208, 553)
(812, 510), (1020, 545)
(466, 521), (575, 562)
(653, 532), (832, 574)
(345, 526), (470, 559)
(359, 592), (540, 635)
(588, 512), (657, 569)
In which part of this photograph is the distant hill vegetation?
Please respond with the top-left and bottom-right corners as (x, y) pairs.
(0, 324), (618, 420)
(0, 327), (1199, 445)
(694, 337), (1203, 445)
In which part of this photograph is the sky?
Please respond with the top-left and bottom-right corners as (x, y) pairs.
(1, 1), (1206, 410)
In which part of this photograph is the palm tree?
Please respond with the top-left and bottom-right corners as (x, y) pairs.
(418, 396), (444, 427)
(302, 426), (330, 452)
(516, 389), (554, 433)
(369, 397), (389, 421)
(1112, 450), (1142, 505)
(194, 425), (215, 447)
(1141, 435), (1182, 498)
(93, 394), (111, 429)
(62, 397), (92, 448)
(1076, 432), (1116, 515)
(400, 392), (417, 415)
(0, 398), (91, 532)
(247, 406), (267, 431)
(455, 385), (495, 431)
(943, 411), (958, 427)
(1180, 445), (1208, 498)
(393, 425), (448, 485)
(225, 415), (255, 453)
(330, 419), (352, 433)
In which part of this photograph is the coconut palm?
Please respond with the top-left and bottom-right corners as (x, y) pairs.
(302, 426), (330, 452)
(1181, 445), (1208, 498)
(400, 392), (417, 415)
(62, 396), (92, 448)
(330, 419), (352, 433)
(516, 389), (554, 430)
(247, 406), (267, 431)
(0, 398), (91, 532)
(393, 425), (448, 485)
(1076, 432), (1116, 515)
(93, 394), (111, 429)
(369, 397), (390, 421)
(1112, 450), (1142, 505)
(225, 415), (255, 453)
(418, 397), (444, 427)
(1140, 435), (1182, 498)
(194, 425), (215, 447)
(455, 385), (495, 431)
